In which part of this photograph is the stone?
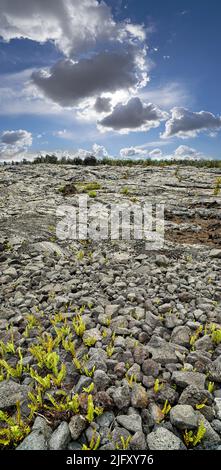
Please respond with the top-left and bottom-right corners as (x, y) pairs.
(116, 414), (142, 433)
(142, 359), (159, 377)
(32, 416), (52, 440)
(195, 335), (213, 351)
(0, 380), (30, 410)
(170, 405), (198, 430)
(179, 385), (213, 406)
(147, 427), (185, 450)
(130, 431), (147, 450)
(196, 413), (221, 448)
(131, 384), (148, 408)
(133, 345), (149, 364)
(75, 376), (92, 393)
(82, 328), (101, 344)
(171, 326), (191, 347)
(172, 371), (206, 389)
(112, 384), (131, 409)
(69, 415), (87, 440)
(49, 422), (71, 450)
(96, 411), (115, 427)
(149, 403), (165, 423)
(155, 255), (169, 267)
(105, 305), (120, 317)
(214, 398), (221, 420)
(94, 370), (110, 390)
(16, 431), (48, 450)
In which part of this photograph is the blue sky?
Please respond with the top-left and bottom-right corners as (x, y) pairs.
(0, 0), (221, 160)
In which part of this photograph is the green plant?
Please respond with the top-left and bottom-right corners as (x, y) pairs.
(0, 402), (30, 446)
(76, 250), (85, 261)
(153, 378), (163, 394)
(161, 399), (171, 415)
(82, 431), (101, 450)
(30, 368), (51, 389)
(183, 421), (206, 447)
(189, 325), (203, 348)
(207, 381), (214, 393)
(0, 348), (24, 379)
(86, 394), (103, 422)
(83, 337), (97, 347)
(125, 373), (137, 388)
(73, 314), (86, 336)
(82, 182), (101, 191)
(88, 190), (97, 198)
(213, 177), (221, 196)
(116, 435), (131, 450)
(211, 325), (221, 345)
(121, 186), (129, 195)
(106, 332), (115, 357)
(0, 327), (16, 355)
(83, 382), (94, 394)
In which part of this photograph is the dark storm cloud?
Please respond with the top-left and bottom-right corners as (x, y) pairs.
(94, 96), (112, 113)
(31, 51), (144, 106)
(99, 97), (168, 132)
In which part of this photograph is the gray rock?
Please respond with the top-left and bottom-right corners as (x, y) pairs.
(195, 335), (213, 351)
(130, 431), (147, 450)
(147, 427), (186, 450)
(170, 405), (198, 430)
(96, 411), (115, 427)
(116, 414), (142, 433)
(83, 328), (102, 344)
(172, 371), (206, 389)
(171, 326), (191, 347)
(196, 413), (221, 448)
(75, 375), (92, 393)
(16, 431), (48, 450)
(131, 384), (148, 408)
(0, 380), (30, 409)
(214, 398), (221, 420)
(49, 422), (71, 450)
(69, 415), (87, 440)
(94, 369), (110, 390)
(179, 385), (213, 406)
(68, 441), (82, 450)
(112, 384), (131, 409)
(32, 416), (52, 439)
(142, 359), (159, 377)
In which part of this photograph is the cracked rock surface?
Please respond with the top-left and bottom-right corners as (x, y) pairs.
(0, 163), (221, 450)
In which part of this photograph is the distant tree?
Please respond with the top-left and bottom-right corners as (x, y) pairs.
(73, 157), (83, 165)
(84, 155), (97, 166)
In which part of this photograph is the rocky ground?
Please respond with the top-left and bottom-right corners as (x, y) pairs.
(0, 163), (221, 451)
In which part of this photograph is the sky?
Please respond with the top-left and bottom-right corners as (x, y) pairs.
(0, 0), (221, 161)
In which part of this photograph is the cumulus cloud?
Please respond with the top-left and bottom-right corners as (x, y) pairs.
(92, 143), (108, 158)
(94, 96), (112, 113)
(0, 129), (32, 160)
(32, 50), (147, 107)
(0, 0), (145, 57)
(149, 145), (210, 161)
(162, 107), (221, 138)
(99, 97), (168, 133)
(120, 146), (148, 159)
(149, 148), (163, 159)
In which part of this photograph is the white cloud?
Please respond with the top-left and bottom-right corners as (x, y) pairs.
(149, 145), (210, 161)
(162, 107), (221, 138)
(120, 146), (148, 159)
(99, 97), (168, 133)
(92, 143), (108, 158)
(0, 129), (32, 160)
(0, 0), (146, 57)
